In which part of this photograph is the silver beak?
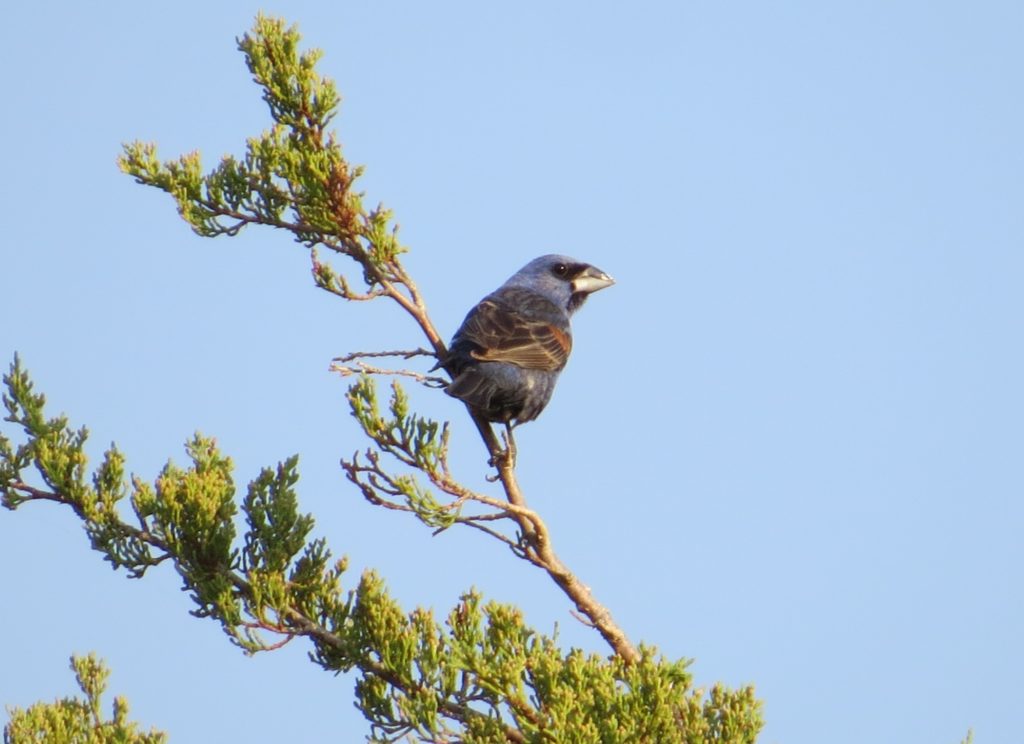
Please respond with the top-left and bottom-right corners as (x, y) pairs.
(572, 265), (615, 295)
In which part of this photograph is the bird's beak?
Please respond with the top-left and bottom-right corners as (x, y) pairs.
(572, 265), (615, 295)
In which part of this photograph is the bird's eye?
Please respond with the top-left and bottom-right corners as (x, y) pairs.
(553, 263), (568, 277)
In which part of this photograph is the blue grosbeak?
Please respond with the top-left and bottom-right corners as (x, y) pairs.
(444, 255), (614, 433)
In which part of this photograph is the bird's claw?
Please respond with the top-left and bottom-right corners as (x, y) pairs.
(485, 450), (514, 480)
(485, 425), (517, 477)
(500, 424), (517, 469)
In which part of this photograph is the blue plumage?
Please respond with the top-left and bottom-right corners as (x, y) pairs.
(444, 254), (614, 425)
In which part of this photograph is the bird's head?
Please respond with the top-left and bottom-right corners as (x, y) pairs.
(502, 254), (615, 314)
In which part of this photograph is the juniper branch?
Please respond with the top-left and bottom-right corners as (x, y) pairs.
(2, 351), (762, 742)
(116, 13), (640, 663)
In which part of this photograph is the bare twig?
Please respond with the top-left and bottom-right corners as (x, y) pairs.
(333, 273), (388, 301)
(569, 610), (597, 629)
(432, 519), (519, 549)
(240, 622), (297, 650)
(330, 361), (447, 388)
(333, 349), (436, 362)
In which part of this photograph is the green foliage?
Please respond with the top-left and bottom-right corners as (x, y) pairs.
(2, 359), (762, 742)
(5, 15), (767, 743)
(117, 14), (404, 277)
(348, 376), (450, 477)
(4, 654), (166, 744)
(345, 375), (457, 529)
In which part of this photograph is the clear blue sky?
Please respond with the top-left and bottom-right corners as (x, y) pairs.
(2, 2), (1021, 742)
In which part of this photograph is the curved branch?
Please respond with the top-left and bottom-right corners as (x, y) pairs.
(120, 83), (640, 663)
(366, 256), (640, 663)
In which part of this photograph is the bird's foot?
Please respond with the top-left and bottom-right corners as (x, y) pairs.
(485, 424), (517, 478)
(500, 423), (517, 469)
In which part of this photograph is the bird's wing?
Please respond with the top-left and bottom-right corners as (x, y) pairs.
(457, 293), (571, 371)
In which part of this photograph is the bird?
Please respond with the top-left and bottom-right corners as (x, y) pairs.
(443, 254), (614, 461)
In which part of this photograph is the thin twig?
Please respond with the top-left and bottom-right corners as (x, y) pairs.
(333, 349), (435, 362)
(569, 610), (597, 629)
(330, 361), (447, 388)
(433, 519), (518, 549)
(334, 273), (388, 301)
